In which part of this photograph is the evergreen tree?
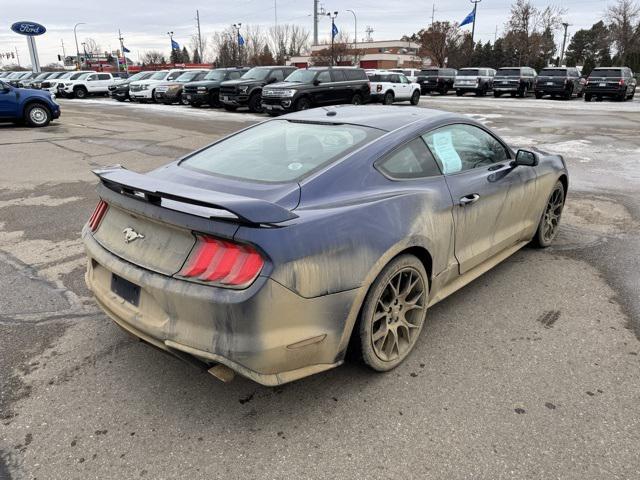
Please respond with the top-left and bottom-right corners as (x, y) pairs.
(170, 48), (181, 64)
(192, 47), (201, 64)
(181, 46), (190, 63)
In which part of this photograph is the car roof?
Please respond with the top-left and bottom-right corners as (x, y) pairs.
(280, 105), (457, 132)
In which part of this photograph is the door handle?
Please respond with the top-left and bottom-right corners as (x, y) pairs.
(459, 194), (480, 206)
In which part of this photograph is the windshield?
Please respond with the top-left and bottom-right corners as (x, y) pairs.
(127, 71), (151, 82)
(539, 69), (567, 77)
(70, 72), (89, 80)
(284, 69), (317, 83)
(204, 70), (226, 80)
(459, 69), (480, 76)
(591, 69), (623, 77)
(34, 73), (50, 80)
(497, 69), (521, 76)
(175, 71), (204, 82)
(180, 120), (384, 183)
(420, 70), (439, 77)
(150, 71), (169, 80)
(57, 72), (73, 80)
(241, 68), (270, 80)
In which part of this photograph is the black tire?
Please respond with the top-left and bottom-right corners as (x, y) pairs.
(294, 96), (312, 111)
(151, 90), (158, 103)
(439, 86), (448, 95)
(564, 86), (573, 100)
(493, 91), (502, 98)
(354, 254), (428, 372)
(190, 102), (202, 108)
(517, 87), (526, 98)
(584, 93), (592, 102)
(577, 90), (584, 98)
(410, 90), (420, 105)
(74, 87), (88, 99)
(24, 103), (52, 127)
(180, 95), (189, 105)
(510, 92), (517, 98)
(223, 105), (237, 112)
(248, 92), (263, 113)
(383, 91), (394, 105)
(351, 93), (363, 105)
(477, 85), (487, 97)
(629, 89), (635, 100)
(456, 90), (464, 97)
(531, 181), (565, 248)
(116, 97), (126, 102)
(535, 91), (543, 99)
(209, 92), (220, 107)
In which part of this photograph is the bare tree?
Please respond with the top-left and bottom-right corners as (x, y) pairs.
(140, 50), (166, 65)
(189, 34), (209, 64)
(310, 32), (363, 66)
(416, 22), (463, 67)
(211, 27), (245, 66)
(607, 0), (640, 64)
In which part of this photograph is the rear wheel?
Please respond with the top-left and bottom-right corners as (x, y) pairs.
(493, 91), (502, 98)
(24, 103), (51, 127)
(564, 86), (573, 100)
(223, 105), (237, 112)
(355, 254), (428, 371)
(477, 85), (487, 97)
(584, 93), (592, 102)
(517, 86), (526, 98)
(456, 90), (463, 97)
(351, 93), (363, 105)
(383, 91), (394, 105)
(535, 91), (543, 99)
(248, 92), (263, 113)
(532, 181), (565, 248)
(190, 102), (202, 108)
(410, 90), (420, 105)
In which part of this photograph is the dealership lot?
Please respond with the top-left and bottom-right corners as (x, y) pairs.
(1, 97), (639, 479)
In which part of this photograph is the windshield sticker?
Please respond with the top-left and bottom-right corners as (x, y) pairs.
(432, 131), (462, 174)
(288, 162), (303, 171)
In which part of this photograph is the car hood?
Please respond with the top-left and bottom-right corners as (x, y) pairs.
(187, 80), (223, 88)
(222, 78), (261, 87)
(266, 81), (302, 89)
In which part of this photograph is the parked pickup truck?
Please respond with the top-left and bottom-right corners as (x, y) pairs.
(0, 79), (60, 127)
(57, 72), (116, 99)
(219, 66), (297, 112)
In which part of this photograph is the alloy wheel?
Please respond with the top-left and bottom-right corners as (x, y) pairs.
(371, 267), (426, 362)
(542, 186), (564, 242)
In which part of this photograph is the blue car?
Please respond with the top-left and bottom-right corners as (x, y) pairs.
(0, 79), (60, 127)
(82, 105), (568, 386)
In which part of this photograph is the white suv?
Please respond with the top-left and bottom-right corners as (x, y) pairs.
(58, 72), (117, 98)
(46, 70), (95, 94)
(129, 69), (186, 103)
(389, 68), (422, 83)
(366, 70), (421, 105)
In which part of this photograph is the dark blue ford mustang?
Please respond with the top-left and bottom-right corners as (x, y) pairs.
(82, 105), (568, 385)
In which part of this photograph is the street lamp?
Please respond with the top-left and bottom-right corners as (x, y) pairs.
(346, 9), (357, 48)
(73, 22), (85, 70)
(469, 0), (482, 44)
(327, 11), (338, 66)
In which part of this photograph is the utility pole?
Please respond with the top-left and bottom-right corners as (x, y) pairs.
(559, 22), (569, 66)
(274, 0), (278, 26)
(73, 22), (85, 70)
(60, 39), (66, 65)
(118, 29), (129, 74)
(15, 47), (20, 67)
(431, 3), (436, 25)
(470, 0), (481, 44)
(327, 11), (338, 66)
(313, 0), (319, 45)
(365, 26), (374, 42)
(196, 10), (203, 60)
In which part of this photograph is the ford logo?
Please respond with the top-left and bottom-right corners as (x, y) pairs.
(10, 21), (46, 36)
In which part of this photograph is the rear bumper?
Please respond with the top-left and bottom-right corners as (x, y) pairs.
(584, 86), (626, 96)
(82, 228), (360, 385)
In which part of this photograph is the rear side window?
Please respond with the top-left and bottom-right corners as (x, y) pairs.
(317, 70), (331, 83)
(422, 124), (510, 174)
(181, 120), (384, 183)
(229, 71), (242, 79)
(98, 74), (111, 80)
(344, 69), (367, 80)
(376, 138), (442, 179)
(331, 70), (347, 81)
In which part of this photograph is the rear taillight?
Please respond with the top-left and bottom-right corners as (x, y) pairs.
(619, 79), (625, 86)
(88, 200), (108, 232)
(178, 234), (264, 288)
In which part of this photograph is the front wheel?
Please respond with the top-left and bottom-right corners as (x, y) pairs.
(494, 91), (502, 98)
(531, 181), (565, 248)
(24, 103), (52, 127)
(248, 92), (263, 113)
(74, 87), (88, 99)
(354, 255), (428, 372)
(294, 96), (312, 111)
(456, 90), (464, 97)
(535, 91), (543, 99)
(223, 105), (237, 112)
(410, 90), (420, 105)
(584, 93), (592, 102)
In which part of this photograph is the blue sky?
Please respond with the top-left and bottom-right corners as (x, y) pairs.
(1, 0), (613, 66)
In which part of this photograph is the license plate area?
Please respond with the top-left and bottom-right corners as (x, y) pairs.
(599, 82), (606, 87)
(111, 274), (141, 306)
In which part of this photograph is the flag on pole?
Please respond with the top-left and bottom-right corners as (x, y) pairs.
(122, 45), (130, 53)
(460, 9), (475, 27)
(171, 39), (180, 50)
(332, 23), (339, 38)
(238, 33), (245, 46)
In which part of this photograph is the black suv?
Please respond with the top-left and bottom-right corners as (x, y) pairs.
(219, 66), (298, 113)
(108, 71), (155, 101)
(534, 67), (584, 99)
(261, 67), (370, 114)
(493, 67), (537, 97)
(584, 67), (636, 101)
(183, 67), (249, 107)
(416, 68), (457, 95)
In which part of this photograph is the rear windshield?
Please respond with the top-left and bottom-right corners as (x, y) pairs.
(150, 71), (168, 80)
(539, 69), (567, 77)
(591, 69), (623, 77)
(180, 120), (384, 183)
(498, 69), (521, 76)
(367, 73), (392, 82)
(459, 69), (480, 76)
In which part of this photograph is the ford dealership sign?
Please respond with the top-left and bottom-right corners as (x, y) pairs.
(11, 21), (46, 36)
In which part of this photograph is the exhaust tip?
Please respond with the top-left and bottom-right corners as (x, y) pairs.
(208, 364), (235, 383)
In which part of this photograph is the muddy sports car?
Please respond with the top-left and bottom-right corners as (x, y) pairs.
(82, 105), (568, 386)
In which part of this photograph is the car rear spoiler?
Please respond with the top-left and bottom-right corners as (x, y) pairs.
(93, 166), (298, 224)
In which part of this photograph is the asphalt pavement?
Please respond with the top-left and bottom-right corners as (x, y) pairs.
(0, 95), (638, 480)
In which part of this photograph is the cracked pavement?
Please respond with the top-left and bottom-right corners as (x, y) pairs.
(0, 97), (638, 480)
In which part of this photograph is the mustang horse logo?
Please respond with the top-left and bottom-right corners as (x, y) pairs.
(123, 227), (145, 244)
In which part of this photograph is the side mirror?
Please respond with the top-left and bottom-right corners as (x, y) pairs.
(514, 149), (538, 167)
(267, 77), (277, 84)
(313, 79), (321, 86)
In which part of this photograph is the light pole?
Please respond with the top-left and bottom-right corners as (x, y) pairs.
(232, 23), (242, 64)
(559, 22), (569, 66)
(81, 42), (88, 69)
(327, 11), (338, 66)
(469, 0), (481, 44)
(73, 22), (85, 70)
(346, 9), (357, 49)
